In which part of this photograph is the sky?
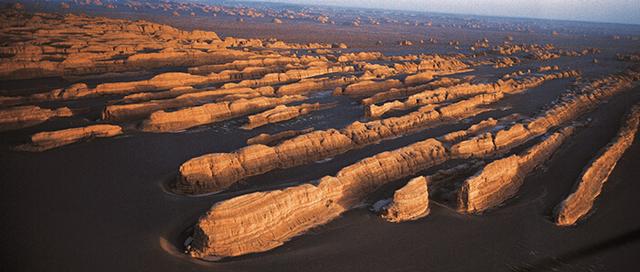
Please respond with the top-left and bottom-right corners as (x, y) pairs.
(254, 0), (640, 25)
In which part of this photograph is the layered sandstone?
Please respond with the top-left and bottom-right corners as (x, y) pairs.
(242, 103), (336, 130)
(366, 70), (579, 118)
(458, 126), (575, 213)
(0, 12), (241, 80)
(16, 124), (123, 151)
(380, 176), (430, 223)
(141, 95), (306, 132)
(176, 88), (508, 195)
(103, 86), (275, 121)
(555, 104), (640, 226)
(361, 77), (466, 106)
(188, 138), (448, 259)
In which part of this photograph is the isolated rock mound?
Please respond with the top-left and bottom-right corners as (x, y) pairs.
(380, 176), (430, 223)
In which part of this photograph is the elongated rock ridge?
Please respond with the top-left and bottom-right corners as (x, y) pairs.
(103, 86), (275, 121)
(16, 124), (123, 152)
(189, 138), (448, 259)
(380, 176), (430, 223)
(241, 103), (336, 130)
(140, 95), (306, 132)
(554, 103), (640, 226)
(174, 67), (626, 195)
(458, 126), (575, 213)
(0, 105), (73, 132)
(176, 89), (504, 194)
(246, 128), (315, 146)
(186, 68), (640, 259)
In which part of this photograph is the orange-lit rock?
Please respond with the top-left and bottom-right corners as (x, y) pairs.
(380, 176), (430, 223)
(141, 95), (306, 132)
(555, 104), (640, 226)
(0, 106), (72, 132)
(17, 124), (122, 151)
(242, 103), (335, 130)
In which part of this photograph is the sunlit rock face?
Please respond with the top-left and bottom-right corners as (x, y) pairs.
(555, 104), (640, 226)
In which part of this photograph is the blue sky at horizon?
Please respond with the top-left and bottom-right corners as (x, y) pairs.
(251, 0), (640, 25)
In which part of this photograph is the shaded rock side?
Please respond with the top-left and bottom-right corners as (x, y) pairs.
(555, 103), (640, 226)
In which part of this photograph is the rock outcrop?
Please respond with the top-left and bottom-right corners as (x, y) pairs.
(276, 76), (357, 95)
(0, 106), (72, 132)
(0, 12), (234, 80)
(242, 103), (336, 130)
(458, 126), (575, 213)
(246, 128), (315, 145)
(141, 95), (306, 132)
(366, 70), (579, 118)
(380, 176), (430, 223)
(188, 138), (448, 259)
(16, 124), (123, 151)
(555, 104), (640, 226)
(103, 86), (275, 121)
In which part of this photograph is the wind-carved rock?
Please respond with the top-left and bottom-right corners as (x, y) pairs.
(380, 176), (430, 223)
(555, 103), (640, 226)
(176, 87), (509, 195)
(188, 138), (448, 259)
(366, 70), (579, 118)
(241, 103), (336, 130)
(246, 128), (315, 146)
(16, 124), (123, 151)
(140, 95), (307, 132)
(458, 126), (575, 213)
(0, 105), (73, 132)
(103, 86), (275, 121)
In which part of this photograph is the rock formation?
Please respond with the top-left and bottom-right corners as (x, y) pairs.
(16, 124), (123, 151)
(555, 103), (640, 226)
(0, 106), (72, 132)
(242, 103), (336, 130)
(380, 176), (430, 223)
(102, 86), (275, 121)
(246, 128), (315, 145)
(366, 70), (579, 118)
(141, 95), (307, 132)
(458, 126), (576, 213)
(188, 138), (448, 259)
